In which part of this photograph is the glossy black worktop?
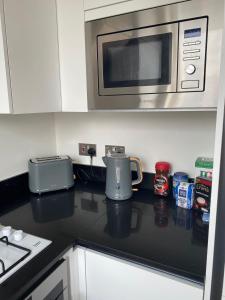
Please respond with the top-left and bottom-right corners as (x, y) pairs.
(0, 180), (208, 299)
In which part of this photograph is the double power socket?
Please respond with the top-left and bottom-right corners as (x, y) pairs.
(79, 143), (125, 157)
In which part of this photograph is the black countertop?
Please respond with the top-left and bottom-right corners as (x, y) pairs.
(0, 181), (208, 299)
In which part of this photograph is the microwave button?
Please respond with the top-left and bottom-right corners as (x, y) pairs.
(183, 56), (200, 61)
(185, 64), (196, 75)
(183, 49), (200, 54)
(183, 41), (201, 46)
(181, 80), (199, 89)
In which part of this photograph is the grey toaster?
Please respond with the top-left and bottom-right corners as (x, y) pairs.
(28, 155), (74, 194)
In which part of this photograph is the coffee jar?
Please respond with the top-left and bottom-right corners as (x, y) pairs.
(154, 162), (171, 197)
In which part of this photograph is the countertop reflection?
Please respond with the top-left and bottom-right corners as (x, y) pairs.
(0, 181), (208, 300)
(29, 182), (208, 283)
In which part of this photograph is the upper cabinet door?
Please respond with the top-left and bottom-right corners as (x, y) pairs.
(0, 2), (11, 114)
(56, 0), (88, 112)
(84, 0), (129, 10)
(1, 0), (61, 114)
(84, 0), (191, 21)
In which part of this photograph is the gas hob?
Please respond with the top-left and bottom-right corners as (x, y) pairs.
(0, 225), (51, 284)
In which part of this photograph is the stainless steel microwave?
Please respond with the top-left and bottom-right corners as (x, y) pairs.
(85, 0), (224, 110)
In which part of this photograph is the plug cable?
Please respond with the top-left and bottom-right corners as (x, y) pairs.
(88, 147), (105, 181)
(88, 148), (96, 179)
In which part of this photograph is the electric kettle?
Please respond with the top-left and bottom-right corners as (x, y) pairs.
(102, 153), (143, 200)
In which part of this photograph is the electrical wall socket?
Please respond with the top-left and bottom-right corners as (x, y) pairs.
(79, 143), (96, 156)
(105, 145), (125, 155)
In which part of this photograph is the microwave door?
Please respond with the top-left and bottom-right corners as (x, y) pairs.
(98, 23), (178, 96)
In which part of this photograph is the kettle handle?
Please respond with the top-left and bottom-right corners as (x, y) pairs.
(130, 157), (143, 186)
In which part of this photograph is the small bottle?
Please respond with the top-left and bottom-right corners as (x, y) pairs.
(154, 162), (171, 197)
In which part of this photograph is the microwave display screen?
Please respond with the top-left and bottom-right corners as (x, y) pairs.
(184, 28), (201, 38)
(101, 33), (172, 89)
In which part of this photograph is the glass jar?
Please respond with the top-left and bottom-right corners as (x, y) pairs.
(154, 162), (171, 197)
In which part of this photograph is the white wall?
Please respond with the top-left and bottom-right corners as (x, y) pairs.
(55, 112), (216, 177)
(0, 111), (216, 181)
(0, 113), (56, 180)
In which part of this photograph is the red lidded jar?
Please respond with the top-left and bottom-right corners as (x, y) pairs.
(154, 162), (171, 197)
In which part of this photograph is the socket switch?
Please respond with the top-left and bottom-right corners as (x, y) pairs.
(105, 145), (125, 155)
(79, 143), (96, 156)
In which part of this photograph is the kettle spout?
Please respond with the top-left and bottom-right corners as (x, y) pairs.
(102, 156), (107, 166)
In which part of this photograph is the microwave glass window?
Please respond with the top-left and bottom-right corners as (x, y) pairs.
(101, 33), (172, 89)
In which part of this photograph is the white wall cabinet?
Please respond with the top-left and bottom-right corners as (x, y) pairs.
(0, 0), (61, 114)
(56, 0), (88, 112)
(85, 249), (203, 300)
(84, 0), (129, 10)
(84, 0), (191, 21)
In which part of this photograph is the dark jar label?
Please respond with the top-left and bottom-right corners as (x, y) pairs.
(154, 175), (169, 196)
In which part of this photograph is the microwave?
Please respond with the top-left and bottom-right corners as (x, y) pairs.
(85, 0), (223, 110)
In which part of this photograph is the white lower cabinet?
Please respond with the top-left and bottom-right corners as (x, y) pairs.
(70, 247), (203, 300)
(66, 247), (87, 300)
(84, 249), (203, 300)
(219, 263), (225, 299)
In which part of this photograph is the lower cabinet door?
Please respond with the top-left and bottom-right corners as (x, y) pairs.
(85, 249), (203, 300)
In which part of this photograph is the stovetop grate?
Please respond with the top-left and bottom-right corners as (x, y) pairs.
(0, 236), (31, 278)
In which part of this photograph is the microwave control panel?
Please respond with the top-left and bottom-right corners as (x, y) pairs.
(177, 18), (207, 92)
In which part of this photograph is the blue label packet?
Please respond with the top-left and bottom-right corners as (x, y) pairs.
(176, 182), (195, 210)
